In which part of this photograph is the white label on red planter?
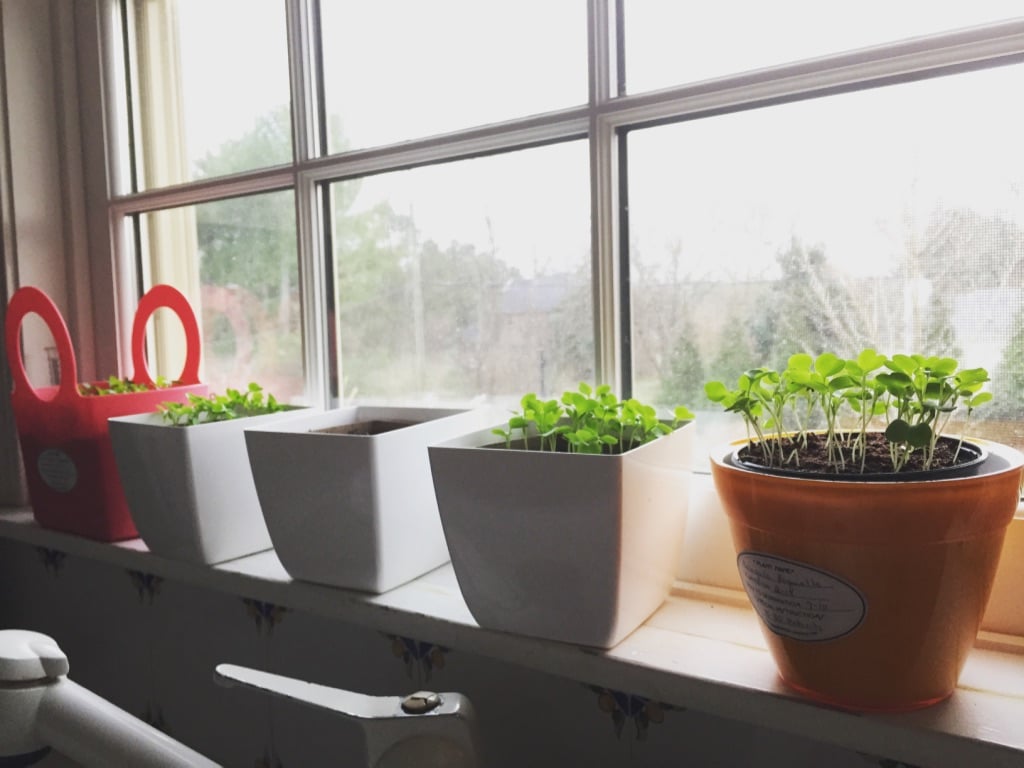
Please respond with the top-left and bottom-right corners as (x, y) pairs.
(37, 449), (78, 493)
(737, 552), (866, 642)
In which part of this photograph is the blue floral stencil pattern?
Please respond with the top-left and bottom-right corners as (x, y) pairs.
(35, 547), (66, 575)
(240, 600), (289, 765)
(126, 570), (163, 604)
(255, 745), (284, 768)
(389, 635), (448, 685)
(125, 570), (168, 737)
(243, 598), (288, 636)
(587, 685), (683, 741)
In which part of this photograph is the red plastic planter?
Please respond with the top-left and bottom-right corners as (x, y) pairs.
(5, 285), (207, 541)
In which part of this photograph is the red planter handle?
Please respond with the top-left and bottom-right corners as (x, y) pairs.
(5, 284), (201, 402)
(130, 284), (202, 385)
(4, 287), (80, 405)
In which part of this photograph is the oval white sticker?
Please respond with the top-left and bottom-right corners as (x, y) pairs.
(37, 449), (78, 493)
(737, 552), (866, 642)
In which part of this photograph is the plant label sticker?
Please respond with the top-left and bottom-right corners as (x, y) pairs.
(737, 552), (866, 642)
(37, 449), (78, 493)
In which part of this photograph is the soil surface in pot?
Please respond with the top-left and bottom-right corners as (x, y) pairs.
(313, 420), (416, 436)
(483, 435), (632, 455)
(736, 432), (978, 476)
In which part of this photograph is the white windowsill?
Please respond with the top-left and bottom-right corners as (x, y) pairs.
(0, 505), (1022, 768)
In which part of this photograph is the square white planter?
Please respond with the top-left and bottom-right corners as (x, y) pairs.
(244, 406), (501, 593)
(109, 409), (310, 565)
(428, 421), (694, 648)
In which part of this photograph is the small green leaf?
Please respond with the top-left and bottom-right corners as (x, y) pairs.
(814, 352), (844, 377)
(704, 381), (729, 402)
(969, 392), (993, 408)
(906, 422), (933, 448)
(884, 419), (911, 443)
(674, 405), (694, 421)
(930, 357), (958, 376)
(788, 353), (813, 371)
(886, 354), (918, 376)
(827, 374), (857, 392)
(856, 348), (886, 372)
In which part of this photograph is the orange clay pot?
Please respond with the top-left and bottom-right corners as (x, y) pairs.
(710, 437), (1024, 712)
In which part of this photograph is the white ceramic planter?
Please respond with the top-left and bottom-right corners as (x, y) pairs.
(428, 421), (694, 648)
(244, 406), (501, 593)
(109, 409), (310, 565)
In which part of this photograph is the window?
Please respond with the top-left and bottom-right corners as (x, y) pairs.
(627, 63), (1024, 454)
(327, 142), (593, 402)
(129, 0), (291, 190)
(318, 0), (588, 153)
(110, 0), (1024, 468)
(133, 191), (304, 400)
(621, 1), (1023, 94)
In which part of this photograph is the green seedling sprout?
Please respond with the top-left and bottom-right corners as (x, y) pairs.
(705, 349), (990, 474)
(159, 382), (284, 426)
(491, 382), (694, 455)
(79, 375), (170, 396)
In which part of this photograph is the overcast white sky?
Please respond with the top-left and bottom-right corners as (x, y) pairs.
(173, 2), (1024, 281)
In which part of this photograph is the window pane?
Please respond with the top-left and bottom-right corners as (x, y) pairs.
(627, 64), (1024, 457)
(137, 190), (303, 402)
(131, 0), (291, 189)
(623, 1), (1023, 93)
(329, 142), (592, 403)
(319, 1), (587, 153)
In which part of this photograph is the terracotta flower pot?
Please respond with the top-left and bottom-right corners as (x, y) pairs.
(710, 437), (1024, 712)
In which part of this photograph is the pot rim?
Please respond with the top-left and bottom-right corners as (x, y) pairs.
(431, 418), (694, 456)
(108, 405), (310, 430)
(711, 434), (1024, 485)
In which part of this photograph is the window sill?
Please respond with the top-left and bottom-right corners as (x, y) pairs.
(0, 506), (1022, 768)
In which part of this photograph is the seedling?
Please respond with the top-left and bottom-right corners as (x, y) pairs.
(705, 349), (990, 473)
(492, 382), (694, 455)
(79, 375), (170, 396)
(159, 382), (284, 426)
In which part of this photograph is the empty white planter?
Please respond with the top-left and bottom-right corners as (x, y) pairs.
(428, 421), (694, 648)
(244, 406), (499, 593)
(109, 409), (310, 564)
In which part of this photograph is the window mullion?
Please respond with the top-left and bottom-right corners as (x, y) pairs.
(596, 19), (1024, 130)
(588, 0), (622, 392)
(286, 0), (320, 164)
(294, 173), (329, 408)
(287, 0), (330, 407)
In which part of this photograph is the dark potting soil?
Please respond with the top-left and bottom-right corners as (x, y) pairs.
(735, 432), (975, 476)
(314, 420), (416, 436)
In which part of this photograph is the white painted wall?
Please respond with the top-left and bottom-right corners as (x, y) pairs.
(0, 0), (115, 506)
